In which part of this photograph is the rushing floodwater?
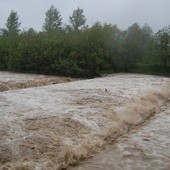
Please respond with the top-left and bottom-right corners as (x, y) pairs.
(71, 103), (170, 170)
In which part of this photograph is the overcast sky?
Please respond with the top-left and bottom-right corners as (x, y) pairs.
(0, 0), (170, 32)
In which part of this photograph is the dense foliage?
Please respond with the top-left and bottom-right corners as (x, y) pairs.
(0, 8), (169, 77)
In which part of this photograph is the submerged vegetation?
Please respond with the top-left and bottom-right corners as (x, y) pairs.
(0, 6), (169, 77)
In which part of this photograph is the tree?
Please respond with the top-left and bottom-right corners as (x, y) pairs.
(156, 27), (170, 68)
(123, 23), (143, 69)
(0, 28), (9, 36)
(69, 7), (86, 31)
(4, 10), (21, 35)
(141, 24), (155, 65)
(43, 5), (62, 32)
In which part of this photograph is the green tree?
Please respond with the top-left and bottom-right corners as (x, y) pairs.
(69, 7), (86, 31)
(2, 10), (21, 35)
(156, 27), (170, 68)
(43, 5), (62, 31)
(0, 28), (9, 36)
(121, 23), (143, 70)
(141, 24), (155, 65)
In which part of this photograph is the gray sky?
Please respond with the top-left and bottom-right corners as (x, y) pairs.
(0, 0), (170, 32)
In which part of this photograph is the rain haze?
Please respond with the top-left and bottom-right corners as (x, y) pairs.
(0, 0), (170, 32)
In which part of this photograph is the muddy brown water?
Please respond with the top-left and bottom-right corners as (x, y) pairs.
(0, 71), (79, 92)
(70, 103), (170, 170)
(0, 73), (170, 169)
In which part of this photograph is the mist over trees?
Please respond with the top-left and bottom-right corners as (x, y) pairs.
(0, 6), (169, 77)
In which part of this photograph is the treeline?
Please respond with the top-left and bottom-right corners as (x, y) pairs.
(0, 6), (170, 77)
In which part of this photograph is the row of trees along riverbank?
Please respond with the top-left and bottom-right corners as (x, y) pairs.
(0, 6), (170, 78)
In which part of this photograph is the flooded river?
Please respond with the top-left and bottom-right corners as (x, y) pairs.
(71, 103), (170, 170)
(0, 73), (169, 169)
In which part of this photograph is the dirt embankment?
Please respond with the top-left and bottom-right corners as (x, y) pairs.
(0, 74), (170, 170)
